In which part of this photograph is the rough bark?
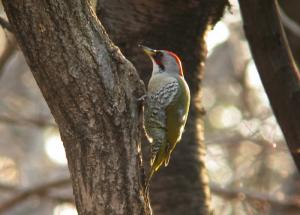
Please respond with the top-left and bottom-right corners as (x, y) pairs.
(96, 1), (228, 214)
(3, 0), (150, 215)
(239, 0), (300, 170)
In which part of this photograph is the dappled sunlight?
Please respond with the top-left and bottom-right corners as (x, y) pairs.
(260, 118), (284, 143)
(205, 21), (230, 55)
(236, 119), (261, 137)
(206, 144), (233, 184)
(53, 203), (77, 215)
(0, 155), (19, 185)
(204, 2), (300, 214)
(0, 0), (299, 214)
(202, 87), (216, 110)
(245, 61), (262, 90)
(208, 105), (242, 129)
(44, 129), (68, 166)
(245, 61), (271, 114)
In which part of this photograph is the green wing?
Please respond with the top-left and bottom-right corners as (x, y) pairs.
(165, 77), (190, 165)
(145, 79), (180, 169)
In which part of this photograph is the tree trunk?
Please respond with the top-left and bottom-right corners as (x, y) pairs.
(279, 0), (300, 66)
(239, 0), (300, 171)
(96, 1), (228, 214)
(270, 1), (300, 214)
(3, 1), (150, 214)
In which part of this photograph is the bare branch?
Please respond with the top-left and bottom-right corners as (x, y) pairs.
(239, 0), (300, 171)
(278, 5), (300, 38)
(0, 114), (57, 128)
(45, 193), (74, 203)
(0, 36), (17, 78)
(211, 183), (300, 210)
(0, 17), (13, 32)
(0, 177), (71, 214)
(0, 183), (18, 192)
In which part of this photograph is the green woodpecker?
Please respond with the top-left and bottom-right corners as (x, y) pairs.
(141, 45), (190, 189)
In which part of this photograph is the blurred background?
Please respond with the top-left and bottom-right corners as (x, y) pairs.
(0, 0), (299, 214)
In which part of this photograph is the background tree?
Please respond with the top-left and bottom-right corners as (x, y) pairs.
(95, 1), (228, 214)
(0, 0), (300, 215)
(0, 0), (228, 215)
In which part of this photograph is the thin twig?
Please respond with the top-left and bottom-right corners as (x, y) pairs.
(46, 193), (74, 203)
(0, 183), (18, 192)
(278, 6), (300, 38)
(0, 17), (13, 32)
(0, 115), (57, 128)
(0, 36), (17, 79)
(211, 183), (300, 210)
(0, 177), (71, 213)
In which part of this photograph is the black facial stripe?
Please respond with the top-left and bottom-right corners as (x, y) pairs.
(153, 51), (163, 62)
(158, 63), (165, 70)
(153, 51), (164, 70)
(154, 51), (163, 60)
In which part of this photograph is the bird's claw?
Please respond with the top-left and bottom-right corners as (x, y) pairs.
(137, 94), (147, 102)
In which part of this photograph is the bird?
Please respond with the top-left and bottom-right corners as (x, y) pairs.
(140, 45), (190, 191)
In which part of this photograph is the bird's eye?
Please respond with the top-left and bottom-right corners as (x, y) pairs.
(155, 51), (163, 60)
(154, 52), (164, 70)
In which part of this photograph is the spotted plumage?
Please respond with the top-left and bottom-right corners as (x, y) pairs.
(144, 80), (179, 164)
(140, 46), (190, 191)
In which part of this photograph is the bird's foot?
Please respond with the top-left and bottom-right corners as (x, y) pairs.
(137, 94), (147, 102)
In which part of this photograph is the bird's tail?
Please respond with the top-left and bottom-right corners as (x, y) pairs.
(145, 141), (169, 193)
(145, 166), (155, 194)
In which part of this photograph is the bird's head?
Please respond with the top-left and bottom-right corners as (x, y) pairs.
(140, 45), (183, 77)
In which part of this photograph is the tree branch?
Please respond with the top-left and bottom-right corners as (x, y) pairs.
(278, 5), (300, 38)
(239, 0), (300, 171)
(0, 16), (13, 32)
(0, 35), (17, 78)
(2, 0), (148, 214)
(0, 114), (57, 128)
(211, 183), (300, 210)
(0, 177), (71, 214)
(0, 183), (18, 192)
